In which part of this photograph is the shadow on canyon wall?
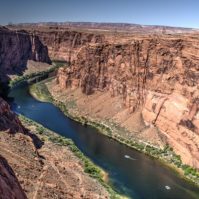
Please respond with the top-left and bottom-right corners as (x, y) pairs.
(0, 26), (51, 97)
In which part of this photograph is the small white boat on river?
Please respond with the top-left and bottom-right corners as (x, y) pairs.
(165, 185), (171, 190)
(124, 155), (136, 160)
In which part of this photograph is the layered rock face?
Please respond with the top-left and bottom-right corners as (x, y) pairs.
(0, 27), (51, 82)
(33, 30), (105, 61)
(57, 35), (199, 168)
(0, 155), (27, 199)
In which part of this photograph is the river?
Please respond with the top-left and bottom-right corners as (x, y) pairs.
(9, 83), (199, 199)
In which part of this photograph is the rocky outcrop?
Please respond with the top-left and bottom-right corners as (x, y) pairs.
(142, 92), (199, 167)
(0, 27), (51, 82)
(56, 34), (199, 169)
(0, 155), (27, 199)
(0, 97), (25, 134)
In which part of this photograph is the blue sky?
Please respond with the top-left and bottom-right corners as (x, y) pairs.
(0, 0), (199, 28)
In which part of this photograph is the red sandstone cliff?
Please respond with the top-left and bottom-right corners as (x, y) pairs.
(56, 34), (199, 169)
(33, 29), (105, 62)
(0, 26), (51, 82)
(7, 24), (199, 169)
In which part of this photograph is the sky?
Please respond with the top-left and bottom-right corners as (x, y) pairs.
(0, 0), (199, 28)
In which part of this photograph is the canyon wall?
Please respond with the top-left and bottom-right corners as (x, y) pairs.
(0, 26), (51, 82)
(0, 26), (110, 198)
(34, 30), (105, 62)
(56, 34), (199, 168)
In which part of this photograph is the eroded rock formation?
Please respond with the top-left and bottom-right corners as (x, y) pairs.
(0, 155), (27, 199)
(56, 34), (199, 168)
(0, 26), (51, 82)
(34, 30), (105, 62)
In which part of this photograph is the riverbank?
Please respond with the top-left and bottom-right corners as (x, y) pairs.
(9, 60), (68, 89)
(29, 77), (199, 187)
(18, 114), (125, 199)
(0, 115), (114, 198)
(29, 77), (54, 102)
(8, 64), (128, 198)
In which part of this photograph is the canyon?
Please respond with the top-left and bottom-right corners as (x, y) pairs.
(0, 26), (110, 198)
(55, 34), (199, 169)
(0, 26), (51, 198)
(0, 26), (51, 97)
(0, 26), (51, 80)
(55, 33), (199, 169)
(1, 23), (199, 198)
(0, 27), (47, 198)
(21, 24), (199, 170)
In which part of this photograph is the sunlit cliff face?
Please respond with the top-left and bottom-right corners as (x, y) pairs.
(56, 33), (199, 168)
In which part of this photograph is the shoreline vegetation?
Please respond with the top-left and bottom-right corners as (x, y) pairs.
(9, 63), (127, 199)
(29, 78), (199, 187)
(19, 114), (125, 199)
(9, 60), (68, 89)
